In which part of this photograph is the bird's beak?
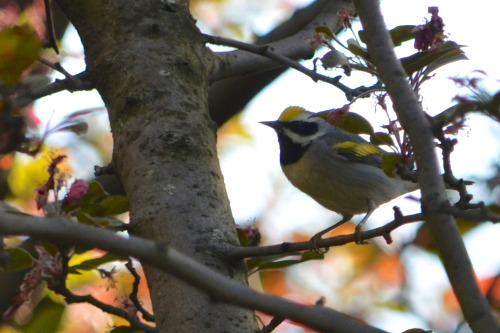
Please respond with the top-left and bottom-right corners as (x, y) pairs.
(259, 121), (282, 131)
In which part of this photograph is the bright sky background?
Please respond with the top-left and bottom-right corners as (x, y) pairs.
(33, 1), (500, 332)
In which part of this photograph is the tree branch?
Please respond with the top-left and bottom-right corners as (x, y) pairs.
(229, 213), (423, 259)
(353, 1), (499, 331)
(14, 71), (93, 108)
(445, 204), (500, 223)
(204, 34), (376, 99)
(0, 213), (386, 333)
(208, 1), (353, 83)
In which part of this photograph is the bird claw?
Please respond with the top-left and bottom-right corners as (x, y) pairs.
(308, 234), (329, 254)
(354, 224), (368, 245)
(306, 215), (352, 253)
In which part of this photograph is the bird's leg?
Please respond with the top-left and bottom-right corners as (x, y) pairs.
(309, 214), (353, 253)
(354, 200), (376, 244)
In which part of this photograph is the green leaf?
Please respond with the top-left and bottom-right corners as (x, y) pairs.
(81, 181), (108, 204)
(65, 181), (128, 219)
(247, 251), (323, 272)
(315, 26), (346, 47)
(336, 113), (374, 135)
(63, 181), (107, 213)
(315, 26), (335, 39)
(0, 25), (42, 84)
(246, 257), (264, 271)
(312, 110), (330, 120)
(347, 39), (369, 60)
(99, 195), (129, 215)
(237, 227), (249, 246)
(388, 25), (416, 46)
(423, 51), (468, 76)
(301, 251), (324, 260)
(432, 104), (462, 126)
(381, 152), (401, 177)
(76, 211), (118, 227)
(0, 248), (33, 271)
(432, 101), (485, 127)
(359, 26), (416, 47)
(316, 111), (374, 135)
(79, 203), (107, 217)
(400, 41), (466, 76)
(21, 297), (65, 333)
(258, 251), (323, 270)
(76, 210), (103, 225)
(40, 242), (60, 256)
(370, 132), (394, 146)
(69, 253), (126, 273)
(357, 30), (367, 43)
(76, 208), (128, 228)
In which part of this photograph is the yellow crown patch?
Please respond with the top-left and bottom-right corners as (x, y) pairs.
(278, 106), (307, 121)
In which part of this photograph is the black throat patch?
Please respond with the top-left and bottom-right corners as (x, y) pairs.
(277, 132), (311, 165)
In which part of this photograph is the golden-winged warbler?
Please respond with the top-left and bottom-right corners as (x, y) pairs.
(261, 106), (418, 247)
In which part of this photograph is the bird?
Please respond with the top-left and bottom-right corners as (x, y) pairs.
(261, 106), (418, 249)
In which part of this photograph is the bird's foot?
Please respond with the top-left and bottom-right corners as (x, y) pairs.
(354, 224), (368, 245)
(308, 233), (329, 254)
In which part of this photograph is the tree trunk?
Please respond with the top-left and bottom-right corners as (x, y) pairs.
(54, 0), (258, 331)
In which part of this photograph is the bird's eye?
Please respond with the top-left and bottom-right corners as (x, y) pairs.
(285, 121), (318, 136)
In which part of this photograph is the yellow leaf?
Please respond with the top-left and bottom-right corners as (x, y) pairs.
(218, 113), (252, 139)
(7, 148), (71, 199)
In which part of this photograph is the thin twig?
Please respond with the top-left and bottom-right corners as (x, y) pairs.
(14, 71), (93, 108)
(38, 58), (76, 82)
(58, 287), (156, 332)
(445, 204), (500, 223)
(53, 247), (155, 331)
(260, 316), (285, 333)
(125, 260), (155, 323)
(228, 213), (424, 259)
(203, 34), (377, 101)
(436, 135), (477, 209)
(43, 0), (59, 54)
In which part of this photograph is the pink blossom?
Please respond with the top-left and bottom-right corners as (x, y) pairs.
(62, 179), (89, 206)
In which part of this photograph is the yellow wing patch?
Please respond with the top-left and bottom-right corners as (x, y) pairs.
(333, 141), (381, 157)
(278, 106), (307, 121)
